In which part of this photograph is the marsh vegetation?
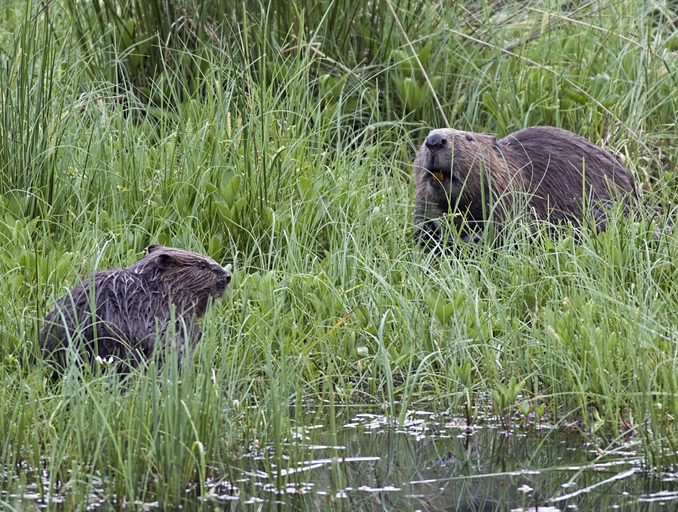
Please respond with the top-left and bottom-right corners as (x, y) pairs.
(2, 0), (678, 508)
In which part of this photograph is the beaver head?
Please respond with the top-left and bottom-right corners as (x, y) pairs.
(414, 128), (509, 213)
(130, 244), (231, 318)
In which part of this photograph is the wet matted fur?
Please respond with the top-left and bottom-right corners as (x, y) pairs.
(40, 244), (231, 371)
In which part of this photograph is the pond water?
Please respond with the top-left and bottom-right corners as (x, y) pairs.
(6, 408), (678, 511)
(220, 409), (678, 511)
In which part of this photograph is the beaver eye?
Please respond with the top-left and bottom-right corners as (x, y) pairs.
(466, 135), (473, 141)
(200, 263), (207, 269)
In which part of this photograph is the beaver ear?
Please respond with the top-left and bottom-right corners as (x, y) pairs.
(147, 244), (162, 254)
(156, 253), (175, 270)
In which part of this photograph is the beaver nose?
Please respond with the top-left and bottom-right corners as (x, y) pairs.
(224, 269), (232, 284)
(425, 133), (445, 148)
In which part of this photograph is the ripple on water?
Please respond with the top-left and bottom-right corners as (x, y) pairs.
(6, 407), (678, 511)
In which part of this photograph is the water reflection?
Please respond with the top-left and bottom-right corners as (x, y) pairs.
(227, 409), (678, 511)
(7, 408), (678, 511)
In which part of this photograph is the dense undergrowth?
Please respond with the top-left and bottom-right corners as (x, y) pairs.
(2, 0), (678, 506)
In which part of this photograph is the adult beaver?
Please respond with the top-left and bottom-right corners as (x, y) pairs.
(413, 126), (637, 243)
(40, 244), (231, 372)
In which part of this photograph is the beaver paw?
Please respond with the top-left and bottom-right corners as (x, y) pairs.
(415, 221), (446, 247)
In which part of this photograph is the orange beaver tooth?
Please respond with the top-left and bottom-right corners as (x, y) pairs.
(432, 172), (444, 183)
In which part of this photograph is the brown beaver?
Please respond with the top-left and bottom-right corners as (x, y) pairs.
(40, 244), (231, 372)
(413, 126), (637, 243)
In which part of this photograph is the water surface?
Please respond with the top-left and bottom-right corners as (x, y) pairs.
(7, 408), (678, 511)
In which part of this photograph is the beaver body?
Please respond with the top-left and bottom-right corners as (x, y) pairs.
(413, 126), (637, 242)
(40, 244), (231, 371)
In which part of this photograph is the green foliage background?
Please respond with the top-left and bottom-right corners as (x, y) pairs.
(2, 0), (678, 506)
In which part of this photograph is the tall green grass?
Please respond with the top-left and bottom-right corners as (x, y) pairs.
(1, 0), (678, 506)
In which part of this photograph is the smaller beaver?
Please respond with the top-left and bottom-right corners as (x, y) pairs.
(40, 244), (231, 372)
(413, 126), (637, 243)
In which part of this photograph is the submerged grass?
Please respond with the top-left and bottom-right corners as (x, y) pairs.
(2, 0), (678, 505)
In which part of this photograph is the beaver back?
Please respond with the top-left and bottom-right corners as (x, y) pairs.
(499, 126), (636, 226)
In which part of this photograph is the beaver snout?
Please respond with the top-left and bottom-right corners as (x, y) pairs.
(420, 131), (451, 176)
(425, 132), (446, 148)
(214, 267), (232, 296)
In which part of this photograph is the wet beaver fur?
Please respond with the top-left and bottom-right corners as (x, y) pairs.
(413, 126), (637, 243)
(40, 244), (231, 371)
